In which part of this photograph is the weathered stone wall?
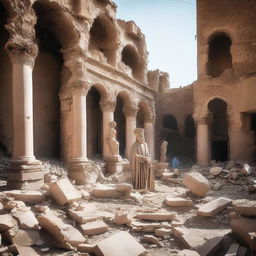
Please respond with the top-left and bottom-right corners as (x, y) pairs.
(156, 85), (195, 161)
(195, 0), (256, 162)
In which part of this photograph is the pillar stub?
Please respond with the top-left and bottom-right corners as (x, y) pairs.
(100, 98), (116, 112)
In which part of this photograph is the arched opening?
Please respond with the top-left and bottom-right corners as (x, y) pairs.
(161, 114), (181, 156)
(208, 98), (229, 162)
(89, 14), (117, 65)
(163, 114), (178, 131)
(207, 33), (232, 78)
(121, 45), (142, 80)
(0, 3), (12, 157)
(33, 3), (65, 159)
(114, 96), (126, 156)
(87, 87), (102, 159)
(185, 115), (195, 138)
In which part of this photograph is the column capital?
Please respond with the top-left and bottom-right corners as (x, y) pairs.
(5, 40), (38, 66)
(195, 117), (209, 125)
(123, 105), (139, 117)
(71, 81), (90, 96)
(100, 98), (116, 112)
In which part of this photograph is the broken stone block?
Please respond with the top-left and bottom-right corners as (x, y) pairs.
(154, 228), (172, 238)
(49, 178), (82, 206)
(116, 183), (133, 196)
(92, 184), (125, 198)
(241, 163), (252, 176)
(178, 250), (200, 256)
(77, 243), (96, 253)
(183, 172), (210, 196)
(210, 167), (222, 176)
(197, 236), (224, 256)
(197, 197), (232, 217)
(165, 197), (193, 207)
(80, 220), (108, 236)
(38, 212), (86, 250)
(5, 190), (46, 204)
(173, 227), (229, 251)
(161, 172), (173, 181)
(212, 182), (222, 191)
(114, 211), (132, 225)
(68, 204), (101, 224)
(3, 229), (44, 246)
(3, 200), (26, 211)
(94, 231), (145, 256)
(0, 214), (17, 232)
(131, 221), (163, 232)
(13, 208), (39, 230)
(231, 217), (256, 251)
(141, 235), (163, 247)
(225, 243), (239, 256)
(232, 199), (256, 216)
(16, 246), (40, 256)
(135, 212), (176, 221)
(226, 160), (235, 169)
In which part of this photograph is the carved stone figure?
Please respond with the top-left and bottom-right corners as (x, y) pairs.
(160, 140), (168, 163)
(107, 121), (120, 156)
(130, 128), (155, 190)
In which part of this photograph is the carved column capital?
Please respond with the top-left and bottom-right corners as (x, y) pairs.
(123, 105), (139, 117)
(144, 111), (156, 123)
(100, 98), (116, 112)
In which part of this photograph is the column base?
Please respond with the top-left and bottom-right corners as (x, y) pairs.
(67, 160), (91, 185)
(104, 156), (123, 175)
(7, 160), (44, 190)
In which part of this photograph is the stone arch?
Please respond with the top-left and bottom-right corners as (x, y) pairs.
(89, 82), (108, 100)
(162, 114), (178, 131)
(114, 91), (132, 157)
(0, 2), (12, 156)
(208, 98), (229, 162)
(207, 31), (233, 78)
(121, 44), (143, 81)
(89, 13), (118, 66)
(87, 85), (104, 159)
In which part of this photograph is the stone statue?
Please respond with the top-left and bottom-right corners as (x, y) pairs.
(107, 121), (119, 156)
(130, 128), (155, 190)
(160, 140), (168, 162)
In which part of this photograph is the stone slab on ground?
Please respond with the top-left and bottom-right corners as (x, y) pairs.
(197, 197), (232, 217)
(225, 243), (239, 256)
(0, 214), (17, 232)
(49, 178), (82, 206)
(13, 208), (40, 230)
(80, 220), (109, 236)
(135, 212), (176, 221)
(197, 236), (224, 256)
(183, 172), (210, 196)
(165, 197), (193, 207)
(232, 199), (256, 216)
(5, 190), (46, 204)
(16, 246), (40, 256)
(231, 217), (256, 251)
(131, 221), (163, 232)
(210, 167), (223, 176)
(154, 228), (172, 238)
(94, 231), (145, 256)
(173, 227), (229, 250)
(177, 250), (200, 256)
(3, 229), (44, 246)
(91, 184), (125, 198)
(68, 204), (101, 224)
(141, 235), (163, 247)
(38, 212), (85, 250)
(77, 243), (96, 253)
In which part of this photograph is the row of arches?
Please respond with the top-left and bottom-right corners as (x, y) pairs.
(0, 2), (152, 161)
(161, 98), (229, 162)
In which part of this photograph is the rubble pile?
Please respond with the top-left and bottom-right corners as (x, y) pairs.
(0, 159), (254, 255)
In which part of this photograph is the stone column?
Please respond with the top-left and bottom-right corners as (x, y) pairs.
(100, 98), (116, 158)
(144, 118), (155, 160)
(123, 106), (138, 159)
(68, 88), (89, 184)
(6, 42), (44, 190)
(196, 118), (210, 165)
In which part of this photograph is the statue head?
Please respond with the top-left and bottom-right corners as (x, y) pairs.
(162, 140), (168, 147)
(134, 128), (145, 144)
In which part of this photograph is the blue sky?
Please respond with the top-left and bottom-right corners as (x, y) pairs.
(114, 0), (197, 88)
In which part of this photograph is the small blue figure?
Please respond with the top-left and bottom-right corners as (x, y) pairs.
(171, 156), (181, 168)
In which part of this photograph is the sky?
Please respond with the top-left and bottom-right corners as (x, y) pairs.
(114, 0), (197, 88)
